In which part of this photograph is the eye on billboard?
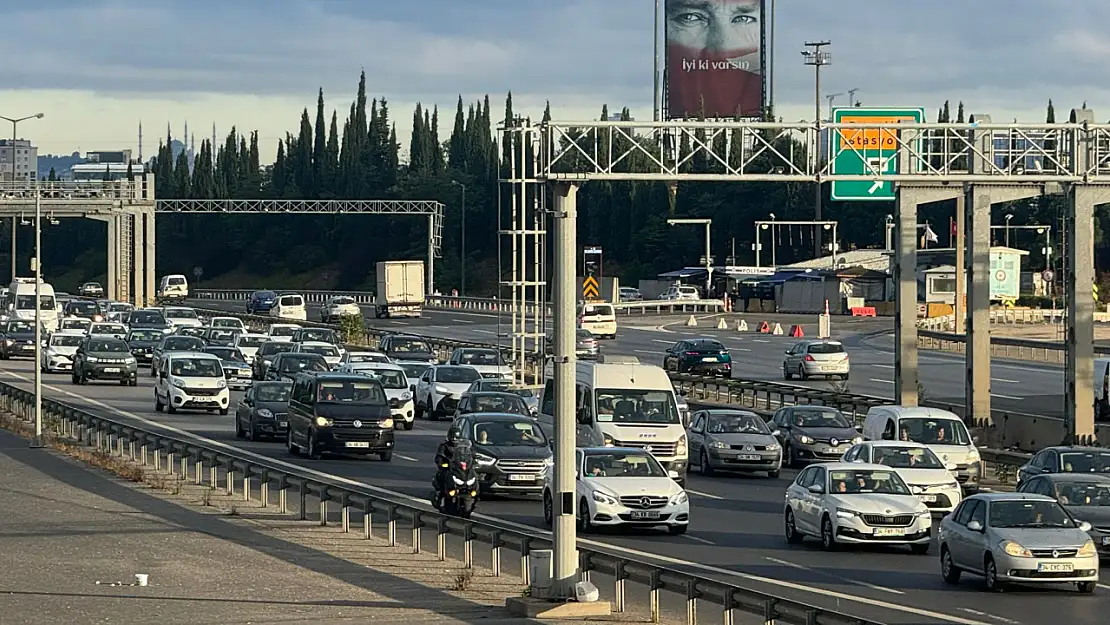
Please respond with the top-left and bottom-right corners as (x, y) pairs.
(664, 0), (765, 119)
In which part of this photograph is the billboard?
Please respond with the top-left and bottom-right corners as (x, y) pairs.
(664, 0), (765, 119)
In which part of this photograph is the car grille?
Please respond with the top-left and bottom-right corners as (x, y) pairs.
(618, 495), (669, 509)
(184, 387), (222, 396)
(480, 372), (503, 379)
(223, 367), (249, 377)
(920, 494), (953, 509)
(612, 439), (677, 457)
(1030, 548), (1078, 558)
(331, 418), (389, 429)
(861, 514), (914, 526)
(331, 429), (385, 442)
(729, 444), (774, 451)
(496, 459), (547, 472)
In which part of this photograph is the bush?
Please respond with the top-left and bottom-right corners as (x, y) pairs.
(337, 313), (365, 345)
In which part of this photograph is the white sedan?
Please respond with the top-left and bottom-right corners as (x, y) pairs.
(321, 296), (361, 323)
(841, 441), (963, 514)
(89, 322), (128, 339)
(292, 341), (342, 367)
(544, 447), (689, 535)
(41, 331), (84, 373)
(784, 462), (932, 553)
(340, 350), (391, 366)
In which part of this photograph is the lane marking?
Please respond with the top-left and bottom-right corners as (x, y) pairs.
(633, 350), (657, 355)
(955, 608), (1020, 625)
(393, 321), (409, 325)
(990, 378), (1019, 384)
(871, 364), (895, 369)
(395, 454), (420, 462)
(753, 339), (770, 344)
(3, 369), (996, 625)
(869, 378), (895, 384)
(473, 329), (496, 335)
(686, 489), (725, 501)
(762, 556), (903, 595)
(652, 339), (673, 345)
(682, 535), (716, 545)
(990, 393), (1022, 400)
(454, 319), (476, 324)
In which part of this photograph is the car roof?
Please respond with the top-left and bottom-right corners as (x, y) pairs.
(302, 371), (376, 380)
(465, 412), (535, 422)
(298, 340), (335, 346)
(349, 350), (386, 355)
(211, 316), (241, 320)
(390, 333), (428, 340)
(1035, 473), (1110, 484)
(865, 441), (931, 449)
(52, 330), (86, 336)
(1042, 445), (1109, 453)
(436, 364), (477, 370)
(966, 492), (1056, 502)
(581, 446), (653, 454)
(350, 362), (402, 370)
(165, 350), (218, 359)
(469, 391), (523, 399)
(456, 347), (496, 352)
(811, 462), (892, 471)
(253, 379), (291, 386)
(705, 408), (760, 416)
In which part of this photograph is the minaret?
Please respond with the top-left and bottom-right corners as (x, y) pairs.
(190, 134), (196, 172)
(138, 121), (143, 162)
(212, 123), (216, 154)
(183, 121), (189, 157)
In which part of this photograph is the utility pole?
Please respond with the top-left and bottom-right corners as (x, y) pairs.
(825, 93), (843, 121)
(802, 41), (831, 259)
(0, 112), (44, 282)
(653, 0), (661, 121)
(451, 180), (467, 294)
(848, 88), (860, 108)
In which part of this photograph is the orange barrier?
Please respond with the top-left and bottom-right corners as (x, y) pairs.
(758, 321), (770, 333)
(789, 324), (804, 337)
(850, 307), (877, 317)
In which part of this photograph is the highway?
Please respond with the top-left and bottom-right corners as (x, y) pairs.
(189, 298), (1068, 419)
(2, 326), (1103, 624)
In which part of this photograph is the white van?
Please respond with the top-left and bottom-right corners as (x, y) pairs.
(578, 301), (617, 339)
(270, 293), (307, 321)
(157, 274), (189, 302)
(7, 277), (58, 332)
(862, 405), (982, 490)
(539, 357), (688, 485)
(154, 351), (230, 415)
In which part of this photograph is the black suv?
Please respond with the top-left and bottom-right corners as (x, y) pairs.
(286, 372), (396, 460)
(266, 352), (329, 382)
(445, 413), (552, 497)
(253, 341), (295, 379)
(0, 320), (39, 359)
(379, 334), (437, 363)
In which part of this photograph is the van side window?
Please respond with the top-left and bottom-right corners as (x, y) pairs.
(541, 379), (555, 416)
(576, 384), (593, 422)
(881, 418), (896, 440)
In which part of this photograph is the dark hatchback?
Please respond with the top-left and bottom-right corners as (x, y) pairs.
(152, 335), (207, 375)
(770, 405), (862, 468)
(266, 352), (329, 382)
(64, 299), (102, 321)
(127, 309), (172, 333)
(253, 341), (296, 379)
(447, 413), (552, 497)
(247, 290), (278, 314)
(286, 372), (396, 460)
(379, 334), (438, 363)
(454, 392), (531, 418)
(662, 338), (731, 376)
(202, 327), (240, 347)
(235, 381), (292, 441)
(125, 328), (164, 363)
(0, 320), (40, 359)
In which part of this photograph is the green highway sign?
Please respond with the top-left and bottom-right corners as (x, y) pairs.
(830, 107), (926, 202)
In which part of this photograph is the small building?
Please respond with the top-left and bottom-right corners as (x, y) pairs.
(920, 247), (1029, 304)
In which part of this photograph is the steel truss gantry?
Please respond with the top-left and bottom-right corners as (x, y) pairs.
(506, 109), (1110, 596)
(0, 175), (157, 306)
(155, 199), (446, 294)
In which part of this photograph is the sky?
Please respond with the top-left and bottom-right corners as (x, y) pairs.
(3, 0), (1109, 163)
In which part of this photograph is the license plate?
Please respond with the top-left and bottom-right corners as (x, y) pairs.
(702, 357), (717, 362)
(103, 367), (120, 373)
(508, 474), (535, 482)
(279, 422), (287, 428)
(736, 454), (761, 461)
(630, 511), (660, 520)
(1037, 562), (1074, 573)
(919, 494), (937, 502)
(1102, 537), (1110, 546)
(345, 442), (370, 448)
(821, 366), (835, 371)
(873, 527), (904, 537)
(21, 345), (33, 350)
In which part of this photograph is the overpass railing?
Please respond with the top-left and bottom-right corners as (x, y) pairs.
(918, 329), (1110, 364)
(0, 380), (887, 625)
(190, 289), (726, 316)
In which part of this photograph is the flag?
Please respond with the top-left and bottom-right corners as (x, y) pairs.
(923, 224), (939, 243)
(950, 217), (957, 237)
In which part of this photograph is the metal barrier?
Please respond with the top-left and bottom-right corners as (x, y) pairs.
(0, 380), (886, 625)
(190, 289), (726, 316)
(918, 329), (1110, 364)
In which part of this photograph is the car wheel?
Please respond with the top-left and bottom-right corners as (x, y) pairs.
(799, 368), (809, 381)
(910, 542), (930, 555)
(699, 449), (715, 477)
(306, 432), (321, 460)
(128, 379), (138, 387)
(219, 407), (229, 416)
(379, 451), (392, 462)
(820, 515), (837, 551)
(154, 393), (164, 412)
(667, 525), (688, 535)
(414, 401), (425, 420)
(984, 555), (1004, 592)
(234, 418), (244, 439)
(784, 508), (803, 544)
(577, 497), (593, 534)
(543, 491), (554, 527)
(119, 379), (128, 386)
(403, 420), (414, 431)
(166, 402), (177, 414)
(768, 469), (780, 479)
(287, 429), (301, 456)
(71, 372), (79, 385)
(783, 364), (791, 380)
(1078, 581), (1096, 594)
(787, 444), (801, 469)
(940, 547), (962, 584)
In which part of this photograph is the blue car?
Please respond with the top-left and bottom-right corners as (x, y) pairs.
(247, 290), (277, 314)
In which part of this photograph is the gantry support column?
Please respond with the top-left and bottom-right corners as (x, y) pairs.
(954, 193), (966, 334)
(965, 187), (992, 424)
(131, 211), (145, 307)
(144, 209), (156, 304)
(1065, 185), (1101, 444)
(427, 213), (436, 295)
(893, 186), (920, 406)
(106, 215), (118, 298)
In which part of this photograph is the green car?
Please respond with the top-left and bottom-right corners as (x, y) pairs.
(662, 338), (732, 377)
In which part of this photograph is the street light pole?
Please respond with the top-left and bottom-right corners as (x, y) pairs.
(802, 42), (831, 259)
(0, 113), (44, 283)
(30, 187), (43, 448)
(451, 180), (467, 294)
(667, 218), (713, 295)
(1005, 213), (1013, 247)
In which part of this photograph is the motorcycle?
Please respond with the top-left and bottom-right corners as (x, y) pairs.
(431, 440), (479, 518)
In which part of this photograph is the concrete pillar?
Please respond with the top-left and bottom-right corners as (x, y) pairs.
(965, 188), (992, 425)
(132, 211), (144, 307)
(105, 216), (118, 299)
(1065, 184), (1098, 444)
(894, 187), (919, 406)
(954, 193), (965, 334)
(144, 209), (155, 304)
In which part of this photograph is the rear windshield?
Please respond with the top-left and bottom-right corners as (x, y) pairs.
(130, 311), (166, 324)
(236, 336), (266, 348)
(298, 329), (336, 343)
(583, 305), (614, 316)
(391, 338), (432, 354)
(438, 367), (481, 384)
(277, 354), (329, 372)
(167, 277), (186, 286)
(260, 342), (295, 355)
(279, 295), (304, 306)
(688, 340), (725, 351)
(807, 342), (845, 354)
(163, 336), (205, 351)
(270, 326), (299, 337)
(332, 297), (356, 305)
(165, 308), (198, 320)
(211, 319), (243, 328)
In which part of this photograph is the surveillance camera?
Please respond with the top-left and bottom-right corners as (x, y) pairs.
(769, 213), (776, 219)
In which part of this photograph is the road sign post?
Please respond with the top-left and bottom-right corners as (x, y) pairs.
(830, 107), (926, 202)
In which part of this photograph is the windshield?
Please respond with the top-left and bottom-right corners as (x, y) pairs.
(270, 326), (298, 337)
(299, 329), (336, 343)
(277, 355), (328, 373)
(391, 338), (432, 354)
(792, 408), (851, 428)
(1056, 481), (1110, 507)
(87, 339), (128, 353)
(576, 329), (594, 340)
(162, 337), (205, 351)
(473, 420), (547, 446)
(169, 357), (223, 377)
(127, 330), (163, 342)
(91, 324), (124, 334)
(470, 394), (528, 415)
(50, 334), (84, 347)
(212, 319), (243, 328)
(871, 446), (945, 469)
(332, 296), (356, 305)
(167, 277), (186, 286)
(130, 311), (166, 325)
(437, 367), (481, 384)
(236, 336), (265, 348)
(478, 380), (511, 392)
(706, 413), (770, 434)
(583, 305), (614, 316)
(302, 344), (339, 357)
(457, 350), (504, 366)
(260, 342), (295, 356)
(348, 353), (389, 363)
(256, 384), (291, 402)
(207, 329), (237, 342)
(206, 348), (245, 362)
(1059, 451), (1110, 473)
(596, 389), (680, 425)
(583, 451), (667, 478)
(989, 500), (1076, 529)
(318, 380), (386, 404)
(828, 469), (911, 495)
(279, 295), (303, 307)
(5, 321), (33, 333)
(165, 308), (198, 320)
(107, 303), (132, 312)
(362, 368), (407, 389)
(398, 362), (431, 378)
(512, 388), (535, 398)
(62, 319), (91, 330)
(67, 302), (97, 315)
(16, 295), (56, 310)
(176, 327), (205, 338)
(897, 417), (971, 445)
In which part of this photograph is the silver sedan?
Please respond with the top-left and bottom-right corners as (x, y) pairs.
(783, 340), (850, 381)
(688, 409), (782, 478)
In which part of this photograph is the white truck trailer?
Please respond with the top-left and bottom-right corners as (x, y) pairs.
(374, 260), (425, 318)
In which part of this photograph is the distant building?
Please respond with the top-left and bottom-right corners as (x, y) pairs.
(0, 139), (38, 182)
(69, 149), (145, 181)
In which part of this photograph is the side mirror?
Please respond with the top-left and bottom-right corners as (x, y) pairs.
(945, 462), (958, 472)
(807, 484), (824, 494)
(575, 471), (580, 480)
(972, 436), (982, 445)
(911, 486), (923, 495)
(668, 470), (680, 479)
(772, 429), (782, 437)
(1079, 521), (1093, 532)
(576, 408), (591, 425)
(966, 520), (984, 532)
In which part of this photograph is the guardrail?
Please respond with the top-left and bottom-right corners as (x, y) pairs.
(0, 380), (887, 625)
(918, 329), (1110, 364)
(190, 289), (726, 316)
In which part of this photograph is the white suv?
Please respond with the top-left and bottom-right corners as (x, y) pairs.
(154, 351), (230, 415)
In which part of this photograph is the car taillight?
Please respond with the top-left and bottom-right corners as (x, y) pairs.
(804, 355), (815, 362)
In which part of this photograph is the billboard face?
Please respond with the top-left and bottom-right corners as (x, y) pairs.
(665, 0), (764, 119)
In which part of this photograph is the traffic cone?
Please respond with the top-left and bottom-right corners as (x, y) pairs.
(716, 318), (728, 329)
(758, 321), (770, 333)
(686, 315), (698, 327)
(790, 324), (804, 337)
(772, 323), (784, 335)
(737, 319), (749, 331)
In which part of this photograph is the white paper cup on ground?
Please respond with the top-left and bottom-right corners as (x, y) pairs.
(135, 574), (148, 587)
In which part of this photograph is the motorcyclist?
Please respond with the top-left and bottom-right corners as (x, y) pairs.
(432, 434), (456, 504)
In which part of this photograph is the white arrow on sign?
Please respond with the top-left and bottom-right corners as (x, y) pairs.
(868, 180), (884, 194)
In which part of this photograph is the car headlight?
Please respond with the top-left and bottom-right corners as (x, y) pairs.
(314, 416), (333, 427)
(263, 359), (272, 366)
(216, 378), (227, 388)
(766, 443), (781, 451)
(835, 507), (860, 520)
(380, 418), (394, 429)
(852, 436), (863, 444)
(257, 409), (274, 419)
(400, 391), (412, 401)
(709, 440), (728, 449)
(85, 356), (99, 363)
(946, 480), (961, 489)
(592, 491), (618, 506)
(967, 448), (980, 461)
(1000, 540), (1033, 558)
(475, 453), (496, 466)
(914, 508), (931, 518)
(3, 339), (11, 346)
(797, 435), (814, 444)
(602, 434), (614, 447)
(435, 385), (450, 394)
(171, 378), (186, 389)
(1078, 540), (1097, 558)
(125, 357), (136, 364)
(670, 491), (688, 505)
(677, 434), (687, 456)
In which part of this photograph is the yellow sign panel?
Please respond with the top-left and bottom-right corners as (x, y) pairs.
(838, 115), (918, 152)
(582, 276), (599, 299)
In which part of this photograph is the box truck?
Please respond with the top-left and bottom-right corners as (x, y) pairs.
(374, 261), (425, 318)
